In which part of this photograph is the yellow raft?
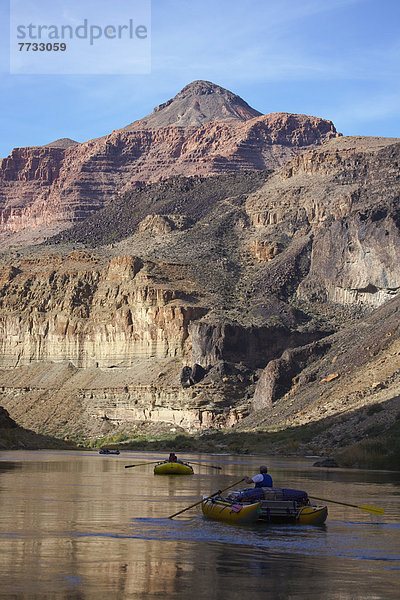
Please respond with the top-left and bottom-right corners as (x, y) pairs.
(295, 505), (328, 525)
(202, 498), (261, 524)
(201, 498), (327, 526)
(154, 461), (194, 475)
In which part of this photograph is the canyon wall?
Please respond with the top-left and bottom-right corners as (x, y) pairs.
(245, 136), (400, 309)
(0, 83), (399, 445)
(0, 355), (250, 440)
(0, 252), (206, 368)
(0, 113), (339, 246)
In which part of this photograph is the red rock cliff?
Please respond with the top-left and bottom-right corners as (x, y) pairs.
(0, 81), (339, 246)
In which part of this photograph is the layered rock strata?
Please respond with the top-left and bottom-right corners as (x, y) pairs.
(0, 252), (207, 368)
(0, 82), (339, 247)
(246, 136), (400, 309)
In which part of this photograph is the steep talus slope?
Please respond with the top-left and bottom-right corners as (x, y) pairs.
(0, 81), (338, 247)
(44, 138), (79, 149)
(239, 294), (400, 456)
(48, 170), (271, 247)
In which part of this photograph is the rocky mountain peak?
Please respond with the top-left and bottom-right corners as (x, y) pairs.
(0, 79), (342, 247)
(43, 138), (79, 149)
(172, 80), (246, 101)
(132, 80), (262, 129)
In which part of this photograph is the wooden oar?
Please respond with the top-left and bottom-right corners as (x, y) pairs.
(125, 460), (221, 470)
(168, 477), (246, 519)
(309, 495), (384, 515)
(185, 461), (222, 470)
(124, 461), (162, 469)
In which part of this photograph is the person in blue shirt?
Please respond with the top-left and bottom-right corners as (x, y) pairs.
(245, 465), (273, 488)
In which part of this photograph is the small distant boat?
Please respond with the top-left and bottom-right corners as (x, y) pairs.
(99, 449), (120, 455)
(154, 461), (194, 475)
(201, 487), (327, 526)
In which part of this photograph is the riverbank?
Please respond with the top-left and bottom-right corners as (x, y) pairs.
(2, 403), (399, 471)
(84, 418), (400, 471)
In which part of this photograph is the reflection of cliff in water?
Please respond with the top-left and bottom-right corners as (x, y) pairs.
(0, 452), (399, 599)
(0, 460), (20, 494)
(0, 461), (20, 473)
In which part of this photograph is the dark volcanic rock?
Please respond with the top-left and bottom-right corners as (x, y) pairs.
(190, 363), (207, 384)
(180, 364), (207, 387)
(252, 341), (331, 411)
(180, 366), (192, 388)
(190, 320), (325, 370)
(0, 97), (399, 453)
(0, 406), (17, 428)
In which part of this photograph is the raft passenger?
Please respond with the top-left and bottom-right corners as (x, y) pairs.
(245, 465), (273, 488)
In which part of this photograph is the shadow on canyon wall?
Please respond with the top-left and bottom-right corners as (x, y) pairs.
(0, 406), (77, 450)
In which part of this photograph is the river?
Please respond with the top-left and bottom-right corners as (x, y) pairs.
(0, 450), (399, 599)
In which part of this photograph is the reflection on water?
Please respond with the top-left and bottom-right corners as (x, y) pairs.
(0, 451), (399, 599)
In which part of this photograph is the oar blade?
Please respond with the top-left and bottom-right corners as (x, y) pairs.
(310, 495), (384, 516)
(360, 505), (385, 515)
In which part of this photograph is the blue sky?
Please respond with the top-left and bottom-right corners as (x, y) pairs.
(1, 0), (400, 157)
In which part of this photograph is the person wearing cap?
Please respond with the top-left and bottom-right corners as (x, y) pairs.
(245, 465), (273, 488)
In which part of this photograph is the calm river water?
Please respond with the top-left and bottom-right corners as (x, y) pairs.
(0, 450), (399, 599)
